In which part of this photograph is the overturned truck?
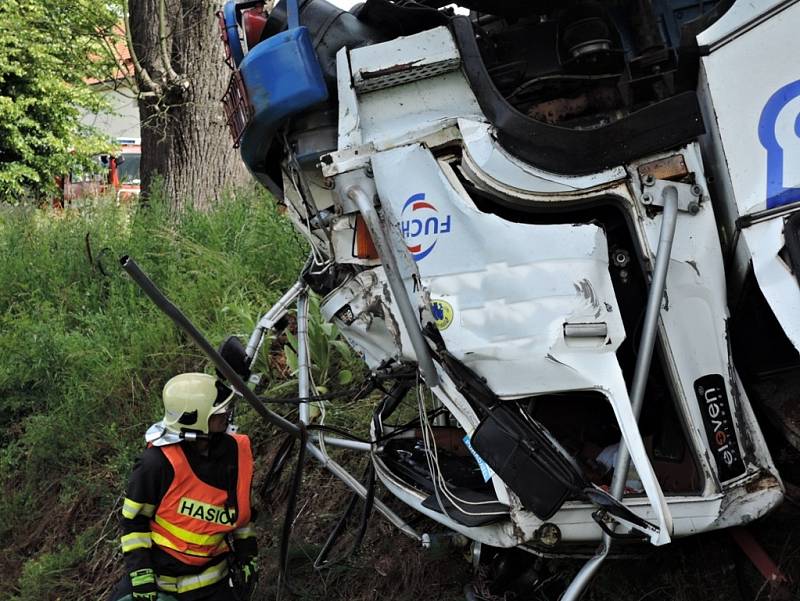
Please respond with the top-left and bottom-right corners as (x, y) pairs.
(214, 0), (800, 596)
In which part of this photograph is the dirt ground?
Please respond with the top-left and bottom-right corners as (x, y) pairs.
(250, 436), (800, 601)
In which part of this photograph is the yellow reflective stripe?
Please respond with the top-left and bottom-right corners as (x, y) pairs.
(120, 531), (152, 553)
(122, 498), (155, 519)
(153, 515), (226, 547)
(233, 524), (256, 539)
(151, 532), (228, 557)
(151, 532), (211, 557)
(156, 561), (229, 593)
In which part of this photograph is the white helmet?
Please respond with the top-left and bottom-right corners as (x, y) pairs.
(146, 373), (235, 446)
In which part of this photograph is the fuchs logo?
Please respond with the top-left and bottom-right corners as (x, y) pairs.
(758, 80), (800, 209)
(400, 193), (451, 261)
(694, 375), (745, 482)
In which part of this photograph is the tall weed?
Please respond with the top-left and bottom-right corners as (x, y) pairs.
(0, 187), (305, 600)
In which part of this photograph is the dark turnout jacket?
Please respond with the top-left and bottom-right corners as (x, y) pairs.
(119, 433), (257, 600)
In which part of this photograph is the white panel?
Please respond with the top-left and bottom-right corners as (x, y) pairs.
(697, 0), (795, 48)
(371, 145), (626, 397)
(743, 219), (800, 349)
(370, 144), (672, 545)
(357, 71), (484, 151)
(700, 2), (800, 216)
(459, 119), (626, 194)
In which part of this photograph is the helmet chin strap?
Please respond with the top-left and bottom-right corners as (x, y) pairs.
(181, 427), (229, 442)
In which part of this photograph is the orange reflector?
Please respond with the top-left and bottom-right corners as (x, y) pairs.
(355, 215), (379, 259)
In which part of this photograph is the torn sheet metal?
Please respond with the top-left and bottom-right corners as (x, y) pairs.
(370, 143), (673, 546)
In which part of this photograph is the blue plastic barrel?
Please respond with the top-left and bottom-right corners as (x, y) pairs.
(239, 26), (328, 130)
(237, 0), (328, 167)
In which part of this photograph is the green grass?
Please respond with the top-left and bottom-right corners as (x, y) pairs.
(0, 188), (306, 600)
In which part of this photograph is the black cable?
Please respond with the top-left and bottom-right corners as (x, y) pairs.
(306, 423), (371, 444)
(256, 378), (377, 405)
(277, 424), (308, 599)
(305, 408), (447, 447)
(379, 382), (413, 422)
(312, 462), (375, 570)
(382, 406), (445, 432)
(258, 433), (296, 504)
(348, 462), (375, 557)
(313, 490), (359, 569)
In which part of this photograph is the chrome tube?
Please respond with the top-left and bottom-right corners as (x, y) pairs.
(305, 441), (421, 540)
(316, 434), (372, 452)
(245, 280), (306, 366)
(297, 293), (311, 425)
(618, 184), (679, 493)
(560, 185), (679, 601)
(346, 185), (439, 387)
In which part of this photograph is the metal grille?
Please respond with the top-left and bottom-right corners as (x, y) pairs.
(216, 10), (234, 70)
(221, 70), (253, 148)
(354, 58), (460, 94)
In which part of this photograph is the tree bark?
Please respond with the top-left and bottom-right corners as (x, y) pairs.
(129, 0), (248, 211)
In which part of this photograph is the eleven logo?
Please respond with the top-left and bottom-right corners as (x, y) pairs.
(759, 79), (800, 209)
(400, 193), (452, 261)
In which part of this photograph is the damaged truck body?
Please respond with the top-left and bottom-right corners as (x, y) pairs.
(213, 0), (800, 595)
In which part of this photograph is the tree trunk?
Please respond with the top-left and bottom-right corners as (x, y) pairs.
(129, 0), (248, 211)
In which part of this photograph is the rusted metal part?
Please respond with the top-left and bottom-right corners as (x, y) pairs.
(527, 86), (619, 124)
(359, 60), (422, 80)
(637, 154), (689, 182)
(221, 70), (254, 148)
(730, 526), (792, 601)
(714, 471), (783, 531)
(746, 474), (781, 494)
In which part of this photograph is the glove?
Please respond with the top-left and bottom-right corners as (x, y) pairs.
(233, 556), (258, 600)
(130, 568), (159, 601)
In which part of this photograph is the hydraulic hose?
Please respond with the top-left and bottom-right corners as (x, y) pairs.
(120, 256), (302, 438)
(277, 426), (308, 599)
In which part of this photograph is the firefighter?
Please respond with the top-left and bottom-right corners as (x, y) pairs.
(109, 373), (258, 601)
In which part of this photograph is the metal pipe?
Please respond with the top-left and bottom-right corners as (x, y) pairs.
(290, 257), (417, 535)
(297, 293), (311, 425)
(119, 256), (302, 438)
(245, 280), (306, 364)
(560, 185), (679, 601)
(346, 185), (440, 387)
(619, 184), (679, 492)
(305, 441), (420, 541)
(315, 434), (372, 452)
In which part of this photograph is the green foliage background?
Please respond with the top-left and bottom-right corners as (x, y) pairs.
(0, 189), (306, 599)
(0, 0), (120, 199)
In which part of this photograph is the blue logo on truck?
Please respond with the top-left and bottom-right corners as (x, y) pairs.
(400, 193), (451, 261)
(758, 80), (800, 209)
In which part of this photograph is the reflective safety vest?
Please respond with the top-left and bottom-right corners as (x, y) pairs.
(149, 434), (253, 567)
